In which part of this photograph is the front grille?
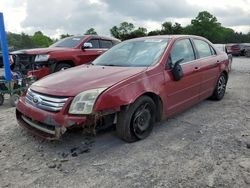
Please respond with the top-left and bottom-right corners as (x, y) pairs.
(16, 54), (35, 63)
(26, 89), (68, 112)
(12, 54), (36, 74)
(21, 114), (55, 135)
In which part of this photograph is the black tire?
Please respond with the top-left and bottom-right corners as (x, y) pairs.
(54, 63), (72, 72)
(0, 94), (4, 106)
(9, 94), (20, 107)
(210, 73), (227, 101)
(116, 96), (156, 142)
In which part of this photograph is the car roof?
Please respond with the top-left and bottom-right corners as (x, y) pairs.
(84, 35), (121, 42)
(65, 35), (120, 42)
(128, 35), (209, 41)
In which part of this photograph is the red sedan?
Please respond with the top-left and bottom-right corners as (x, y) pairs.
(16, 35), (230, 142)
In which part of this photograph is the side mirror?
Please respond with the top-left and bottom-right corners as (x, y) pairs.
(171, 58), (184, 81)
(82, 42), (93, 50)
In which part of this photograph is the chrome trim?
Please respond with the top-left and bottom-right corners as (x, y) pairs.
(21, 115), (55, 135)
(26, 89), (68, 112)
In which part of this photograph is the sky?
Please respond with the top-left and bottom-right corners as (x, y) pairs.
(0, 0), (250, 39)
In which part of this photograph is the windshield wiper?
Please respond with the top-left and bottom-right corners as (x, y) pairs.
(100, 64), (117, 66)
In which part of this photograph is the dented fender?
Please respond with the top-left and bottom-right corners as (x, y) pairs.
(94, 66), (165, 112)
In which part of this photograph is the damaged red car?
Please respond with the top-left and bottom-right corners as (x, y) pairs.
(16, 35), (229, 142)
(11, 35), (120, 79)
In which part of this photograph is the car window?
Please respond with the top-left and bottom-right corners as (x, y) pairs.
(193, 39), (212, 58)
(100, 40), (113, 48)
(210, 46), (216, 55)
(170, 39), (195, 64)
(50, 36), (85, 48)
(93, 39), (169, 67)
(112, 40), (120, 45)
(214, 44), (225, 52)
(87, 39), (100, 48)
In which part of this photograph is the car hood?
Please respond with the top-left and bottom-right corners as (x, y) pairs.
(11, 47), (74, 55)
(31, 65), (147, 96)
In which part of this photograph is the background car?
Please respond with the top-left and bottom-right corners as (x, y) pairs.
(226, 44), (241, 56)
(214, 44), (232, 71)
(16, 35), (229, 142)
(10, 35), (120, 79)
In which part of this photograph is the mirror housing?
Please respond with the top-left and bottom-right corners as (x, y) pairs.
(82, 42), (93, 50)
(171, 58), (184, 81)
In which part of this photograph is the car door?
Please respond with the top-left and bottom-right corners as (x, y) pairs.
(78, 38), (103, 64)
(99, 39), (113, 52)
(163, 38), (202, 116)
(192, 39), (220, 100)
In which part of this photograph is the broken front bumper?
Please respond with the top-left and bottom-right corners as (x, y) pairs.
(16, 96), (91, 140)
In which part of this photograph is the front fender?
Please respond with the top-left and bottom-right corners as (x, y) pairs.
(94, 69), (165, 112)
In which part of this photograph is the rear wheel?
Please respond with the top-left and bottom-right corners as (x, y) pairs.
(54, 63), (72, 72)
(210, 73), (227, 100)
(116, 96), (156, 142)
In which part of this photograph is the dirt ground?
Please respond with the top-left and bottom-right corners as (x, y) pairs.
(0, 57), (250, 188)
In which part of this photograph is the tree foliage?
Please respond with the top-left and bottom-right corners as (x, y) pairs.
(7, 32), (35, 50)
(110, 22), (147, 40)
(31, 31), (53, 48)
(60, 33), (72, 39)
(3, 11), (250, 51)
(188, 11), (223, 42)
(84, 28), (97, 35)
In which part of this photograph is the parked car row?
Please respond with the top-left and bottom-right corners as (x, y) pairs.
(225, 43), (250, 56)
(16, 35), (230, 142)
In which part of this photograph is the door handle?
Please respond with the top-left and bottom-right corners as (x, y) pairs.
(97, 50), (103, 53)
(194, 66), (200, 71)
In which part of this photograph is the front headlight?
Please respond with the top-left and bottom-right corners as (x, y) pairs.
(34, 54), (50, 62)
(69, 88), (107, 115)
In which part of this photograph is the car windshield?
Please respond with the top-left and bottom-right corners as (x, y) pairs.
(50, 36), (85, 48)
(93, 38), (169, 67)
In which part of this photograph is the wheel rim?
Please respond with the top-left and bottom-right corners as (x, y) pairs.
(60, 67), (69, 71)
(132, 103), (152, 139)
(217, 75), (226, 95)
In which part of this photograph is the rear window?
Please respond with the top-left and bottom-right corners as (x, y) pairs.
(193, 39), (213, 58)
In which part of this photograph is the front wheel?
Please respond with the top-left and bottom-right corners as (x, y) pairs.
(116, 96), (156, 142)
(210, 73), (227, 100)
(54, 63), (72, 72)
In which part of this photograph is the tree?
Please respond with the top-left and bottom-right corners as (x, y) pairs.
(31, 31), (53, 47)
(119, 22), (135, 36)
(84, 28), (97, 35)
(129, 27), (147, 39)
(162, 21), (174, 34)
(7, 32), (35, 50)
(188, 11), (223, 42)
(60, 34), (72, 39)
(110, 22), (136, 40)
(148, 30), (162, 36)
(172, 23), (184, 34)
(147, 21), (183, 36)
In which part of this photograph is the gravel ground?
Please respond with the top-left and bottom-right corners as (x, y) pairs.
(0, 57), (250, 188)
